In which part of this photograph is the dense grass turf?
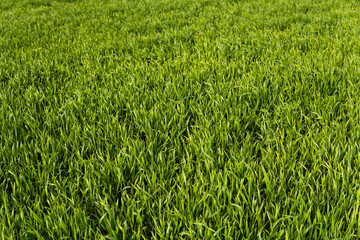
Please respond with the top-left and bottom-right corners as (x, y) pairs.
(2, 0), (360, 238)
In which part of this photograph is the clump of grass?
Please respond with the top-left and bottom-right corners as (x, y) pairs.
(2, 0), (360, 238)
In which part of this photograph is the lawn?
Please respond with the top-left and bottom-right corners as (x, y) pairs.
(1, 0), (360, 239)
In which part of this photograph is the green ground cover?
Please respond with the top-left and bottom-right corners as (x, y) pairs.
(2, 0), (360, 238)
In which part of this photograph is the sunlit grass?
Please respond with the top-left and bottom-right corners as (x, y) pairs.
(1, 0), (360, 239)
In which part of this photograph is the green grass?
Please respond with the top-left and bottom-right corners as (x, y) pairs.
(1, 0), (360, 238)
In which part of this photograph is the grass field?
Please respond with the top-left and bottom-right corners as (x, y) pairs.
(2, 0), (360, 238)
